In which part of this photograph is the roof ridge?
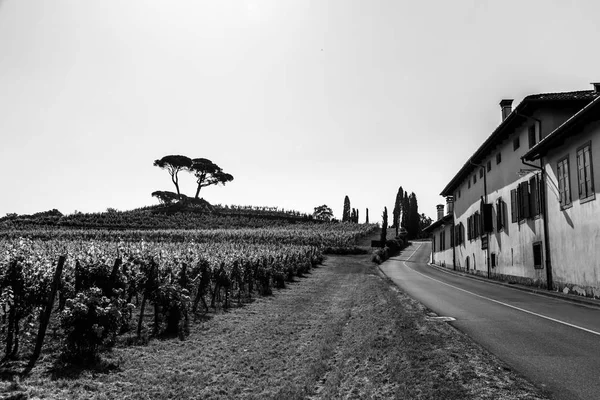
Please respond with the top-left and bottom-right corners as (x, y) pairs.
(525, 90), (598, 101)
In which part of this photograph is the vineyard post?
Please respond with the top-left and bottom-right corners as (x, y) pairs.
(24, 255), (66, 374)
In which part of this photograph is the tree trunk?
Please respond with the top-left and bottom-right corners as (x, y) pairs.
(194, 184), (201, 199)
(171, 174), (180, 197)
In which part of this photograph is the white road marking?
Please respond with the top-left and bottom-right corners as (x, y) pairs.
(404, 242), (423, 262)
(405, 261), (600, 337)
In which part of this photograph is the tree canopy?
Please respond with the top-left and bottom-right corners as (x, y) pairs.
(153, 155), (192, 198)
(190, 158), (234, 199)
(313, 205), (333, 221)
(342, 196), (351, 222)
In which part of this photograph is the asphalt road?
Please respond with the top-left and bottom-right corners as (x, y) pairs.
(380, 241), (600, 400)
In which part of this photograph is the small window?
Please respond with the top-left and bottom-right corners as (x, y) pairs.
(496, 152), (502, 164)
(458, 189), (461, 198)
(557, 156), (572, 208)
(473, 174), (477, 184)
(533, 242), (543, 269)
(576, 142), (595, 202)
(468, 179), (471, 189)
(491, 253), (496, 268)
(514, 136), (520, 151)
(528, 125), (537, 148)
(487, 160), (491, 172)
(479, 168), (484, 178)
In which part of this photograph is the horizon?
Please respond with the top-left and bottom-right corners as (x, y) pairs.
(2, 1), (600, 223)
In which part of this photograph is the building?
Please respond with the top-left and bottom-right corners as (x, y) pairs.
(523, 90), (600, 297)
(423, 201), (454, 267)
(426, 83), (600, 297)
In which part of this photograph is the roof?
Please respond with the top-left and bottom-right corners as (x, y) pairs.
(422, 214), (453, 234)
(440, 90), (599, 196)
(523, 95), (600, 161)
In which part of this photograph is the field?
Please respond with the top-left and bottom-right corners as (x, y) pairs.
(0, 209), (547, 399)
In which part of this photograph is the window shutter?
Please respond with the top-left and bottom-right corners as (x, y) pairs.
(510, 189), (517, 222)
(483, 204), (493, 232)
(584, 146), (593, 195)
(520, 181), (530, 219)
(529, 176), (539, 216)
(577, 150), (585, 198)
(467, 217), (472, 240)
(496, 199), (504, 230)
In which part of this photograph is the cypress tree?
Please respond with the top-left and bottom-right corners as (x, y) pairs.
(392, 186), (404, 236)
(356, 209), (359, 223)
(342, 196), (351, 222)
(401, 192), (409, 229)
(381, 207), (388, 247)
(407, 192), (419, 239)
(366, 208), (369, 224)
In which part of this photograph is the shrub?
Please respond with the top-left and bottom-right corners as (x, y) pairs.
(60, 287), (133, 361)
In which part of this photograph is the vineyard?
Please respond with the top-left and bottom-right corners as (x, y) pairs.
(0, 203), (319, 231)
(0, 222), (377, 374)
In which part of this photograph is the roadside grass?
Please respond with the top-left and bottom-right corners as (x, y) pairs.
(9, 254), (549, 399)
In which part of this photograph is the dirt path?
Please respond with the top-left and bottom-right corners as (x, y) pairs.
(22, 253), (549, 399)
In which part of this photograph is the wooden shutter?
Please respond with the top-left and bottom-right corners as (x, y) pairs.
(577, 149), (585, 198)
(584, 146), (593, 196)
(520, 181), (530, 219)
(529, 176), (539, 216)
(511, 189), (517, 222)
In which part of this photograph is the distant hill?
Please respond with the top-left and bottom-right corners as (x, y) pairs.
(0, 200), (321, 230)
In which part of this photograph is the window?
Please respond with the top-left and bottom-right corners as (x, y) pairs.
(468, 179), (471, 189)
(533, 242), (543, 269)
(479, 168), (484, 178)
(576, 142), (595, 201)
(496, 152), (502, 164)
(557, 156), (572, 208)
(487, 160), (491, 172)
(491, 253), (496, 268)
(496, 197), (505, 231)
(528, 125), (537, 148)
(432, 236), (436, 252)
(440, 231), (445, 251)
(458, 189), (461, 198)
(473, 174), (477, 184)
(450, 226), (454, 247)
(513, 136), (520, 151)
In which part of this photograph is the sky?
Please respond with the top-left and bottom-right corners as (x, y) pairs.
(1, 0), (600, 223)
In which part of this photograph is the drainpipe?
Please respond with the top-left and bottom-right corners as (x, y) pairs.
(452, 219), (456, 270)
(516, 112), (553, 291)
(521, 156), (553, 291)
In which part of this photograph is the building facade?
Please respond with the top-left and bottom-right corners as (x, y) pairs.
(523, 92), (600, 297)
(426, 84), (600, 298)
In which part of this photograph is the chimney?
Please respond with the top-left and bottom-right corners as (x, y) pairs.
(446, 196), (454, 215)
(500, 99), (513, 121)
(592, 83), (600, 93)
(436, 204), (444, 221)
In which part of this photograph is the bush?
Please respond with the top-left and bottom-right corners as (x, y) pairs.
(60, 287), (133, 361)
(371, 238), (408, 264)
